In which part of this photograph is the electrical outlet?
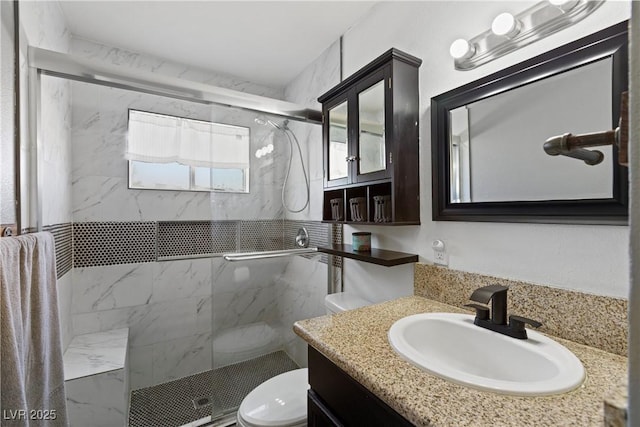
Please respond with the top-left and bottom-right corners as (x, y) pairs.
(432, 239), (448, 266)
(434, 250), (448, 266)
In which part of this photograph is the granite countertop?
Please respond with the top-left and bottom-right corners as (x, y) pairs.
(294, 296), (628, 427)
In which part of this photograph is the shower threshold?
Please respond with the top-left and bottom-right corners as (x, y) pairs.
(128, 350), (299, 427)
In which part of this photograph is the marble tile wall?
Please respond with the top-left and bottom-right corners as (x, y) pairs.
(275, 256), (328, 368)
(414, 263), (628, 356)
(70, 37), (284, 100)
(255, 46), (342, 370)
(69, 220), (329, 389)
(282, 40), (341, 223)
(63, 329), (129, 427)
(211, 258), (287, 335)
(19, 0), (75, 352)
(67, 67), (308, 389)
(58, 36), (331, 389)
(20, 1), (72, 228)
(66, 369), (127, 427)
(71, 258), (213, 389)
(57, 273), (74, 351)
(40, 75), (73, 226)
(70, 80), (292, 223)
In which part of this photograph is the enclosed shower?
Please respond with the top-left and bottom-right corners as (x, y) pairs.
(31, 46), (333, 427)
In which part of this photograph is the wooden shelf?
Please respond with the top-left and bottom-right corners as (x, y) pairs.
(321, 220), (421, 226)
(318, 244), (418, 267)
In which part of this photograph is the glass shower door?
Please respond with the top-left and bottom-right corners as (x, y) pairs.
(206, 111), (328, 423)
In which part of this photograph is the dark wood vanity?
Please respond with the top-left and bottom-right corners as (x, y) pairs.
(318, 48), (422, 226)
(307, 347), (413, 427)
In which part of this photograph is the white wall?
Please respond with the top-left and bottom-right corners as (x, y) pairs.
(332, 1), (631, 299)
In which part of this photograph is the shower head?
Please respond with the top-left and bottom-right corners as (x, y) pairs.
(254, 117), (282, 130)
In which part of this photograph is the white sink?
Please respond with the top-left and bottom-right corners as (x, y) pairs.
(388, 313), (585, 396)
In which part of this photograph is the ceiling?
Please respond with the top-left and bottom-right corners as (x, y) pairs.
(59, 1), (376, 89)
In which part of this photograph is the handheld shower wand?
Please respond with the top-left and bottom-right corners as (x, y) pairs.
(254, 117), (310, 213)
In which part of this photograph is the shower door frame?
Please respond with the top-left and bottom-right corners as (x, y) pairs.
(26, 45), (321, 232)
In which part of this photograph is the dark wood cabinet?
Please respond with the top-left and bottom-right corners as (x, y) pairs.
(307, 346), (414, 427)
(318, 48), (422, 225)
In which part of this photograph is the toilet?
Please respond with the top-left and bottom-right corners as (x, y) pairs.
(236, 292), (372, 427)
(324, 292), (373, 315)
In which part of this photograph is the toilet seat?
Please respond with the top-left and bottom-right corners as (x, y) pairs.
(236, 368), (309, 427)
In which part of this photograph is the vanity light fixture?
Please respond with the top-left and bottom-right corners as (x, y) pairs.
(449, 38), (475, 60)
(491, 13), (520, 38)
(548, 0), (580, 11)
(450, 0), (603, 70)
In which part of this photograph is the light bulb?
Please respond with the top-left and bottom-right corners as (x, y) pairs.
(449, 39), (475, 60)
(266, 144), (274, 153)
(548, 0), (579, 11)
(255, 149), (262, 159)
(491, 12), (520, 38)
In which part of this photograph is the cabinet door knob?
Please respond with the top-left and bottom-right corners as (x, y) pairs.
(345, 155), (358, 162)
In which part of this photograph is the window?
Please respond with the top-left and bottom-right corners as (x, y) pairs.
(127, 110), (250, 192)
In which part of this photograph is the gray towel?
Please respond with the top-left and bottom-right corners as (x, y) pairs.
(1, 232), (68, 426)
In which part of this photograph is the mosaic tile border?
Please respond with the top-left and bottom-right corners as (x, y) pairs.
(73, 219), (333, 267)
(239, 220), (285, 252)
(73, 222), (157, 267)
(330, 223), (343, 269)
(157, 220), (237, 258)
(414, 263), (628, 356)
(43, 223), (73, 279)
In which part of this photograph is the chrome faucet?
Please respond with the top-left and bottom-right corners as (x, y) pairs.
(465, 285), (542, 339)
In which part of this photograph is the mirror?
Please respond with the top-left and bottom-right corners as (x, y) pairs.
(359, 80), (385, 174)
(432, 22), (628, 224)
(328, 101), (348, 181)
(449, 58), (612, 204)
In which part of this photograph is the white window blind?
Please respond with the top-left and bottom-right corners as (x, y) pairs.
(127, 110), (250, 170)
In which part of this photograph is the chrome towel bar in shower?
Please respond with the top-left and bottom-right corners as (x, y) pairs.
(223, 247), (318, 262)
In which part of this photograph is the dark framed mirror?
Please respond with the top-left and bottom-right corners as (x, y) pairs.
(431, 21), (628, 225)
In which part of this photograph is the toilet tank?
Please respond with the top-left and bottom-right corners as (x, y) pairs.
(325, 292), (372, 314)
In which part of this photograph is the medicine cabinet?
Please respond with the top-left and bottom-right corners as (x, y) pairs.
(318, 48), (422, 225)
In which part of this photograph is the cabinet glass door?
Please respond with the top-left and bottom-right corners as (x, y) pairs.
(328, 101), (349, 181)
(358, 80), (385, 175)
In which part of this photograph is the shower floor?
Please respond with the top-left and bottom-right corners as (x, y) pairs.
(128, 351), (299, 427)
